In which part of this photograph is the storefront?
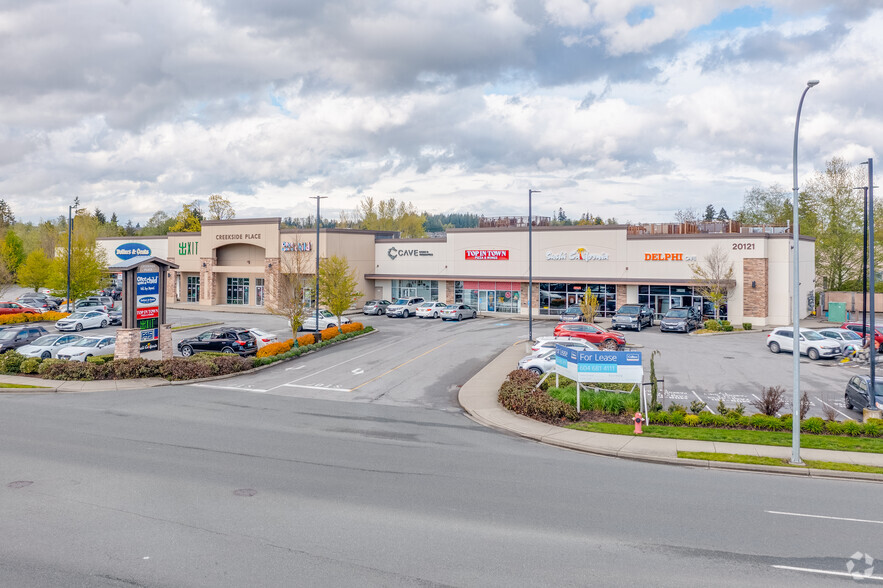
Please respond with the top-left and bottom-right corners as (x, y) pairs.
(97, 219), (813, 326)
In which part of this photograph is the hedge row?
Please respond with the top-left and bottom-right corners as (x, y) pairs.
(252, 326), (374, 368)
(0, 311), (70, 325)
(648, 411), (882, 438)
(499, 369), (579, 421)
(256, 323), (366, 358)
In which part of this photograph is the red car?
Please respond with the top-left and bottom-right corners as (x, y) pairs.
(0, 302), (39, 315)
(840, 322), (883, 346)
(552, 323), (626, 350)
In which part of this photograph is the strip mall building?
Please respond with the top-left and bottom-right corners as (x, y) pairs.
(97, 218), (815, 326)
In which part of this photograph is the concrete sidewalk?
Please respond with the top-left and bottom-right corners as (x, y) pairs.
(459, 343), (883, 481)
(0, 374), (169, 392)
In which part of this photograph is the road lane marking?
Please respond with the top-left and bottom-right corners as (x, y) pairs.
(351, 368), (364, 374)
(350, 339), (455, 392)
(270, 338), (403, 391)
(814, 396), (855, 421)
(282, 384), (353, 392)
(766, 510), (883, 525)
(285, 365), (306, 371)
(771, 565), (883, 581)
(692, 390), (715, 413)
(191, 384), (269, 393)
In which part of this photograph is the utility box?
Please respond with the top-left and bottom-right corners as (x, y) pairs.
(828, 302), (847, 323)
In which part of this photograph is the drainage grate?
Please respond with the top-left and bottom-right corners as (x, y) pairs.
(7, 481), (33, 489)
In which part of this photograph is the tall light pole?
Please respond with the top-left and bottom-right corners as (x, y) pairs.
(528, 189), (540, 341)
(791, 79), (819, 465)
(310, 195), (327, 336)
(66, 205), (74, 312)
(862, 159), (877, 411)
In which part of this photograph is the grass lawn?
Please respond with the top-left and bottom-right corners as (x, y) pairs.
(0, 382), (48, 388)
(568, 421), (883, 453)
(678, 451), (883, 475)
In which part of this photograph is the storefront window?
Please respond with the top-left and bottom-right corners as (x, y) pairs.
(391, 279), (438, 301)
(186, 276), (200, 303)
(539, 283), (617, 317)
(226, 277), (250, 305)
(638, 285), (727, 320)
(454, 281), (521, 313)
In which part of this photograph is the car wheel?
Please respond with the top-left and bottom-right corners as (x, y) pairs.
(433, 312), (438, 319)
(472, 311), (476, 319)
(376, 309), (383, 315)
(845, 393), (854, 410)
(528, 367), (543, 375)
(637, 321), (642, 332)
(807, 347), (820, 361)
(75, 323), (83, 332)
(769, 341), (780, 354)
(100, 319), (107, 328)
(404, 310), (410, 318)
(41, 351), (50, 360)
(457, 313), (462, 321)
(181, 345), (193, 357)
(221, 347), (235, 354)
(601, 339), (618, 350)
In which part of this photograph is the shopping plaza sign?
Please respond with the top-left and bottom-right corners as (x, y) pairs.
(465, 249), (509, 260)
(546, 248), (609, 261)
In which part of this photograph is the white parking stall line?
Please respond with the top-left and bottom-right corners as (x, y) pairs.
(282, 384), (354, 392)
(770, 565), (883, 581)
(814, 396), (855, 421)
(692, 390), (715, 413)
(766, 510), (883, 525)
(191, 383), (269, 393)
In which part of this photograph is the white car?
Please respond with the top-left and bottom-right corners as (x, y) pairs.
(55, 311), (110, 331)
(517, 348), (558, 375)
(386, 297), (425, 318)
(57, 336), (116, 361)
(18, 334), (85, 359)
(416, 301), (447, 319)
(440, 304), (477, 321)
(530, 336), (598, 355)
(301, 309), (351, 331)
(766, 327), (842, 360)
(248, 328), (278, 349)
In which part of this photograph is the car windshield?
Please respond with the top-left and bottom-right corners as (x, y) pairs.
(618, 306), (639, 314)
(395, 299), (409, 305)
(666, 309), (688, 318)
(31, 335), (60, 346)
(75, 338), (101, 347)
(802, 331), (825, 341)
(841, 331), (862, 340)
(0, 330), (19, 340)
(66, 313), (87, 319)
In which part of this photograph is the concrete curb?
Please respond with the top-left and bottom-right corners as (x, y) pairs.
(458, 344), (883, 483)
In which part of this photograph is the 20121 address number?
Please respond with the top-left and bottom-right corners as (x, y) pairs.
(732, 242), (755, 250)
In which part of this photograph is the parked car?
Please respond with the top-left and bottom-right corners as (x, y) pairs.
(518, 348), (558, 375)
(0, 326), (49, 353)
(56, 336), (116, 361)
(18, 297), (58, 312)
(529, 336), (598, 355)
(766, 327), (841, 360)
(844, 375), (883, 412)
(611, 304), (653, 331)
(440, 303), (477, 321)
(74, 299), (109, 313)
(177, 328), (257, 357)
(817, 328), (863, 355)
(553, 322), (626, 350)
(301, 310), (351, 331)
(248, 328), (278, 349)
(100, 286), (122, 300)
(659, 306), (702, 333)
(386, 297), (425, 318)
(362, 300), (391, 315)
(840, 322), (883, 346)
(18, 334), (85, 359)
(558, 307), (586, 322)
(0, 301), (40, 315)
(55, 311), (110, 331)
(107, 309), (122, 326)
(416, 301), (448, 319)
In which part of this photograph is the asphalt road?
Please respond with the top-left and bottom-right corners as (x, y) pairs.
(1, 383), (880, 587)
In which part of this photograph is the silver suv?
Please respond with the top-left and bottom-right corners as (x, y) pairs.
(612, 304), (653, 331)
(386, 297), (425, 318)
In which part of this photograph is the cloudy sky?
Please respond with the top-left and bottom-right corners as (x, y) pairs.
(0, 0), (880, 225)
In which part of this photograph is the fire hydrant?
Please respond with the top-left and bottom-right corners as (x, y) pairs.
(633, 412), (644, 434)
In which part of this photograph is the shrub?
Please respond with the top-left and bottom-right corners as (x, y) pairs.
(40, 360), (101, 380)
(1, 350), (26, 374)
(37, 358), (61, 375)
(716, 400), (728, 416)
(751, 385), (786, 416)
(668, 411), (686, 426)
(842, 421), (863, 437)
(863, 420), (882, 437)
(822, 404), (838, 421)
(699, 412), (726, 427)
(798, 392), (811, 420)
(720, 320), (731, 327)
(86, 354), (114, 365)
(801, 417), (825, 434)
(157, 358), (216, 380)
(668, 403), (687, 414)
(256, 340), (294, 358)
(499, 371), (578, 421)
(689, 400), (707, 414)
(729, 403), (745, 416)
(825, 420), (844, 435)
(320, 326), (343, 340)
(742, 322), (752, 331)
(722, 325), (734, 332)
(0, 311), (70, 325)
(296, 333), (316, 346)
(19, 357), (41, 374)
(704, 319), (721, 331)
(684, 414), (700, 426)
(340, 322), (363, 334)
(650, 411), (669, 424)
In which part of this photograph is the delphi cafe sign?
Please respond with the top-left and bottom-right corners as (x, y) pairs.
(465, 249), (509, 261)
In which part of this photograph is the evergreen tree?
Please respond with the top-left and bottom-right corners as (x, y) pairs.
(704, 204), (716, 221)
(716, 208), (730, 221)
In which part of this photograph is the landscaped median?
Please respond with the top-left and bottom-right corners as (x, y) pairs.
(0, 323), (373, 382)
(0, 311), (70, 325)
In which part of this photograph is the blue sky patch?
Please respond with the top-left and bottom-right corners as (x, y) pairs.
(626, 5), (655, 27)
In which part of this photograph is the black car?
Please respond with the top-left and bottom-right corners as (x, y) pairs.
(845, 375), (883, 412)
(660, 306), (702, 332)
(107, 309), (122, 326)
(18, 296), (58, 312)
(0, 325), (50, 353)
(558, 307), (586, 322)
(611, 304), (654, 331)
(177, 327), (257, 357)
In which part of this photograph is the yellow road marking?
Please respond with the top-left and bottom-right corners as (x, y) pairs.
(350, 339), (454, 392)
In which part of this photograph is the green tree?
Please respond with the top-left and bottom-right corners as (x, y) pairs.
(703, 204), (716, 221)
(579, 290), (599, 323)
(16, 249), (50, 292)
(1, 230), (25, 274)
(318, 255), (363, 332)
(141, 210), (174, 235)
(0, 199), (14, 228)
(267, 243), (312, 338)
(716, 207), (729, 221)
(689, 245), (734, 321)
(358, 197), (426, 237)
(169, 203), (202, 233)
(207, 194), (236, 220)
(47, 238), (108, 302)
(734, 185), (791, 225)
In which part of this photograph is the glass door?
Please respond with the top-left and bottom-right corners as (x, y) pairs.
(256, 278), (265, 306)
(226, 278), (250, 305)
(402, 287), (417, 297)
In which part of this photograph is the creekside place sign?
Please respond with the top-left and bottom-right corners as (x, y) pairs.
(555, 345), (642, 384)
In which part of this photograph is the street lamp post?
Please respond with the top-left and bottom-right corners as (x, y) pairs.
(867, 159), (877, 409)
(528, 189), (540, 341)
(790, 79), (819, 465)
(310, 195), (327, 336)
(67, 205), (74, 312)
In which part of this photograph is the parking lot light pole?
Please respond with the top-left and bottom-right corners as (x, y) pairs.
(66, 205), (74, 312)
(791, 79), (819, 465)
(528, 189), (540, 341)
(864, 159), (877, 409)
(310, 195), (327, 336)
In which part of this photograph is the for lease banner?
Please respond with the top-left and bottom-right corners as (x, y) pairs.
(465, 249), (509, 261)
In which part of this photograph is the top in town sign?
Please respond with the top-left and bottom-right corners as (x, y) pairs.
(465, 249), (509, 260)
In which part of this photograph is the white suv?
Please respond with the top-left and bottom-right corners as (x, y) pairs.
(766, 327), (842, 360)
(386, 297), (425, 318)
